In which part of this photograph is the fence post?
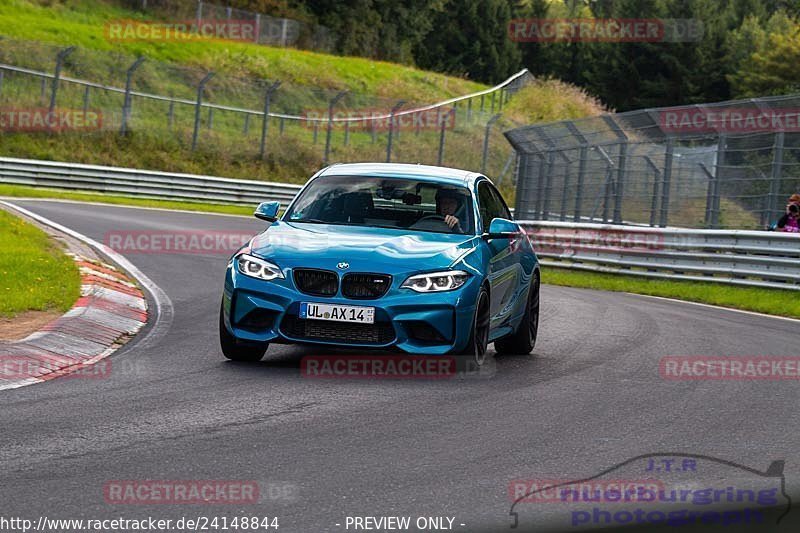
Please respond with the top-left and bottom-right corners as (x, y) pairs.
(466, 98), (472, 124)
(48, 46), (75, 129)
(167, 100), (174, 128)
(709, 135), (725, 228)
(768, 130), (785, 224)
(259, 80), (281, 159)
(191, 72), (214, 151)
(207, 108), (214, 129)
(645, 156), (661, 227)
(344, 121), (350, 146)
(437, 108), (454, 166)
(490, 92), (496, 113)
(700, 162), (715, 227)
(481, 114), (501, 173)
(243, 113), (250, 134)
(542, 151), (555, 220)
(279, 117), (285, 136)
(313, 122), (319, 144)
(534, 155), (546, 219)
(120, 56), (145, 136)
(565, 121), (588, 222)
(0, 71), (4, 96)
(385, 100), (405, 163)
(280, 19), (288, 46)
(324, 91), (346, 165)
(40, 78), (47, 104)
(254, 14), (261, 44)
(601, 115), (628, 223)
(82, 85), (90, 114)
(196, 0), (203, 30)
(659, 137), (675, 227)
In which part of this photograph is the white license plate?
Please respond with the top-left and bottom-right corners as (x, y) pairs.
(300, 302), (375, 324)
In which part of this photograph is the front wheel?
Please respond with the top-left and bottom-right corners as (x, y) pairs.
(219, 302), (268, 362)
(454, 285), (491, 367)
(494, 271), (540, 356)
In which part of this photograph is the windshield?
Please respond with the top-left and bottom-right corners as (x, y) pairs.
(284, 175), (475, 235)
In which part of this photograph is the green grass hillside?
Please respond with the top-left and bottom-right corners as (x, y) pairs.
(0, 0), (606, 194)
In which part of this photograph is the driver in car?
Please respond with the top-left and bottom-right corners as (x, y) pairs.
(436, 189), (465, 232)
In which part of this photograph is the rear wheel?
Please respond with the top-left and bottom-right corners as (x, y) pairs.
(219, 302), (268, 362)
(494, 271), (540, 356)
(455, 285), (491, 367)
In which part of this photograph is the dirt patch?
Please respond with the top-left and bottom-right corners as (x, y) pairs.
(0, 310), (62, 341)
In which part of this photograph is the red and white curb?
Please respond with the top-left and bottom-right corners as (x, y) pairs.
(0, 200), (174, 390)
(0, 257), (147, 389)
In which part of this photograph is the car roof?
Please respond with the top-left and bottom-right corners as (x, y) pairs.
(317, 162), (485, 188)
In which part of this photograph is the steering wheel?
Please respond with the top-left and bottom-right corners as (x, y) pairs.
(416, 214), (447, 223)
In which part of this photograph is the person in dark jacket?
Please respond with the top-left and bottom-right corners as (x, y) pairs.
(775, 194), (800, 232)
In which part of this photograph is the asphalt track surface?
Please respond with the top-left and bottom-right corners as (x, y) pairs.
(2, 199), (800, 533)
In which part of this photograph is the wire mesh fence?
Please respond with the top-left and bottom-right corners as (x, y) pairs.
(119, 0), (335, 51)
(505, 95), (800, 229)
(0, 37), (532, 187)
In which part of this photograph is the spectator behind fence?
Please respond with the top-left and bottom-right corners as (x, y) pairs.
(772, 193), (800, 232)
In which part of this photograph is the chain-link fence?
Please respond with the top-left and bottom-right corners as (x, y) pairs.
(0, 37), (532, 186)
(505, 96), (800, 229)
(122, 0), (335, 51)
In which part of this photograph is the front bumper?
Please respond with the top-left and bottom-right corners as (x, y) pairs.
(222, 264), (480, 354)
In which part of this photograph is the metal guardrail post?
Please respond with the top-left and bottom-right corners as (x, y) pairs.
(542, 151), (556, 220)
(659, 137), (674, 227)
(534, 155), (546, 219)
(324, 91), (346, 165)
(385, 100), (405, 163)
(243, 113), (250, 134)
(481, 114), (501, 173)
(259, 80), (281, 160)
(343, 121), (350, 146)
(120, 56), (146, 136)
(48, 46), (75, 129)
(167, 100), (174, 128)
(0, 71), (3, 96)
(191, 72), (214, 151)
(466, 98), (472, 124)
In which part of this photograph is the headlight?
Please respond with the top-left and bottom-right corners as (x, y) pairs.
(236, 253), (284, 281)
(401, 270), (469, 292)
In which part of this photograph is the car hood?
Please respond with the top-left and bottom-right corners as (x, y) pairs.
(248, 221), (478, 275)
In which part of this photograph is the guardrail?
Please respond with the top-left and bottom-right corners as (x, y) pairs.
(519, 221), (800, 291)
(0, 156), (302, 207)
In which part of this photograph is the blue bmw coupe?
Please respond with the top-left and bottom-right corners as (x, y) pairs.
(220, 163), (540, 365)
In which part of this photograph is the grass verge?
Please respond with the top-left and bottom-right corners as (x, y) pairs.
(0, 209), (81, 318)
(542, 267), (799, 319)
(0, 184), (256, 216)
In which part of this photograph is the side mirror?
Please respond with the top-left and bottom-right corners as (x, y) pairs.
(254, 201), (280, 222)
(482, 217), (520, 240)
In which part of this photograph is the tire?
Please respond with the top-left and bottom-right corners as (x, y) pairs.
(494, 271), (540, 356)
(219, 302), (268, 362)
(454, 285), (491, 367)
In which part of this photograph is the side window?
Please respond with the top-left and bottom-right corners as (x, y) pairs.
(478, 181), (509, 229)
(488, 185), (511, 220)
(477, 182), (494, 229)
